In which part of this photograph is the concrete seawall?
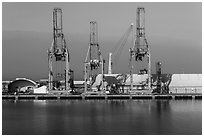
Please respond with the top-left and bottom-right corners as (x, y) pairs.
(2, 94), (202, 100)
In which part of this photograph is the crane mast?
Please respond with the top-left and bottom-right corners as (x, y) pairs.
(84, 21), (104, 93)
(48, 8), (71, 91)
(130, 7), (151, 92)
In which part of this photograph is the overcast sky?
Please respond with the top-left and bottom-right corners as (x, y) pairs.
(2, 2), (202, 81)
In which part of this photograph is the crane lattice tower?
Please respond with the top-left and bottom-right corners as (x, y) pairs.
(48, 8), (71, 91)
(130, 7), (151, 91)
(84, 21), (104, 93)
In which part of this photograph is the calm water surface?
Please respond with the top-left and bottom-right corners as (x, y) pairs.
(2, 99), (202, 135)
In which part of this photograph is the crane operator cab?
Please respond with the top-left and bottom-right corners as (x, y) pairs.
(90, 59), (100, 70)
(54, 48), (66, 61)
(135, 48), (147, 61)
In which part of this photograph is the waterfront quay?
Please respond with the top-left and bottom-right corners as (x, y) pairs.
(2, 93), (202, 100)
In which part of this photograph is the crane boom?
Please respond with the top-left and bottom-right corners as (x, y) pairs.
(108, 24), (133, 74)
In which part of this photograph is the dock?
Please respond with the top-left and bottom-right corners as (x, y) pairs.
(2, 94), (202, 100)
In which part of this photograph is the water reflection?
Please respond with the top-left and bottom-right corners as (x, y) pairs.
(2, 100), (201, 135)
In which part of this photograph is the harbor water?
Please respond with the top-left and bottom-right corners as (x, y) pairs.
(2, 99), (202, 135)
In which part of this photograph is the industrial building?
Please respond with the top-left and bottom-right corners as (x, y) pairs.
(7, 78), (37, 94)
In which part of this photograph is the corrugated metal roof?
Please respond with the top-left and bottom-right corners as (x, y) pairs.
(169, 74), (202, 87)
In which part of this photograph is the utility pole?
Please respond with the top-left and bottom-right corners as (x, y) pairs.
(156, 61), (162, 94)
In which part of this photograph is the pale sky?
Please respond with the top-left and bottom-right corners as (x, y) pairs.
(2, 2), (202, 81)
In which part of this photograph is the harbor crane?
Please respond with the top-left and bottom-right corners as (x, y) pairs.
(84, 21), (104, 93)
(48, 8), (71, 91)
(108, 24), (134, 74)
(129, 7), (151, 91)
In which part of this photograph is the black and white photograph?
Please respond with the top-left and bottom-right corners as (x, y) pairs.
(2, 2), (202, 135)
